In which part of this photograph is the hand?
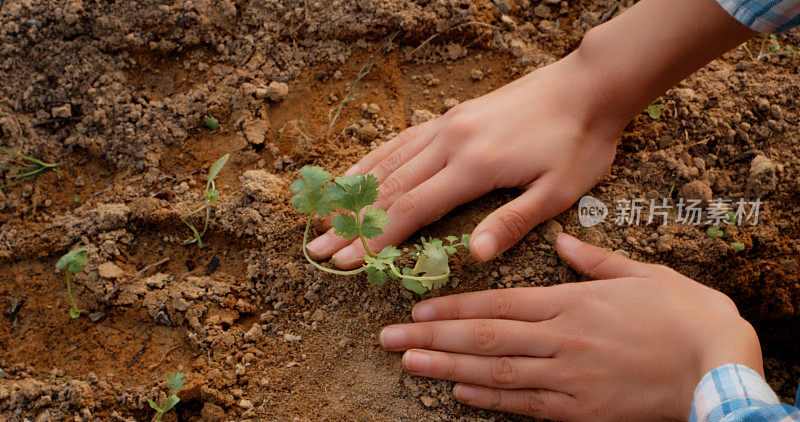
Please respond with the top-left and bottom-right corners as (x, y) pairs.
(304, 0), (754, 269)
(379, 234), (762, 421)
(306, 52), (623, 267)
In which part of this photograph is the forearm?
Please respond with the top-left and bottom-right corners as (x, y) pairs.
(572, 0), (757, 129)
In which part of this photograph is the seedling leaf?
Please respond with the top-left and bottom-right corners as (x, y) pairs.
(365, 266), (388, 285)
(290, 166), (337, 217)
(332, 213), (359, 239)
(56, 247), (88, 274)
(331, 173), (379, 213)
(731, 242), (745, 251)
(645, 104), (662, 120)
(162, 395), (180, 413)
(167, 372), (185, 393)
(360, 206), (388, 238)
(410, 240), (450, 290)
(148, 399), (161, 412)
(69, 308), (81, 319)
(203, 116), (220, 131)
(207, 154), (229, 189)
(402, 278), (429, 294)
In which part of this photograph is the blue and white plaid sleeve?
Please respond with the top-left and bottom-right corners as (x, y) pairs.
(715, 0), (800, 33)
(690, 364), (800, 422)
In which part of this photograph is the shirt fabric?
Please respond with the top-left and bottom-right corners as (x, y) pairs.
(690, 364), (800, 421)
(715, 0), (800, 33)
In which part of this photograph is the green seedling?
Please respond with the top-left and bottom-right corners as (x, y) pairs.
(148, 372), (185, 422)
(644, 104), (662, 120)
(55, 247), (87, 319)
(203, 116), (220, 131)
(291, 166), (470, 293)
(181, 154), (228, 248)
(706, 212), (744, 251)
(0, 146), (60, 190)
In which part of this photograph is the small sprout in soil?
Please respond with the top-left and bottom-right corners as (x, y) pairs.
(730, 242), (745, 251)
(706, 226), (725, 239)
(644, 104), (662, 120)
(181, 154), (229, 248)
(55, 247), (87, 319)
(291, 165), (470, 293)
(0, 146), (60, 190)
(203, 115), (220, 131)
(148, 372), (185, 422)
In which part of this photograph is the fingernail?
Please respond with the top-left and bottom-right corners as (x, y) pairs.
(344, 164), (361, 176)
(306, 234), (332, 259)
(331, 244), (360, 267)
(412, 303), (436, 321)
(555, 233), (581, 255)
(403, 351), (432, 373)
(453, 384), (477, 402)
(380, 327), (407, 349)
(471, 232), (498, 262)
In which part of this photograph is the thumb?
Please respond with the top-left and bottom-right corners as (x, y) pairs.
(555, 233), (651, 279)
(470, 183), (564, 262)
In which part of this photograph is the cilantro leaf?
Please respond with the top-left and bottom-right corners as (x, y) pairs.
(290, 166), (336, 216)
(365, 266), (388, 285)
(332, 213), (359, 239)
(331, 173), (379, 213)
(445, 235), (458, 244)
(360, 206), (387, 238)
(410, 240), (450, 290)
(402, 278), (428, 294)
(363, 246), (400, 270)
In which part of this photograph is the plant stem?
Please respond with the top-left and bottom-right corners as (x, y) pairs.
(65, 272), (79, 315)
(388, 262), (450, 283)
(303, 219), (365, 276)
(354, 211), (378, 258)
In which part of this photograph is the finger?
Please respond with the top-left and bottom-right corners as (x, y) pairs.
(331, 165), (482, 268)
(304, 226), (354, 260)
(452, 383), (576, 420)
(346, 122), (436, 178)
(379, 320), (558, 357)
(469, 179), (567, 262)
(410, 287), (567, 322)
(402, 349), (560, 390)
(555, 233), (652, 279)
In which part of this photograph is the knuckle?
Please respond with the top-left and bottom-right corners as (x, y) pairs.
(489, 292), (513, 319)
(379, 174), (404, 200)
(377, 152), (405, 176)
(490, 357), (517, 385)
(470, 322), (500, 352)
(525, 390), (549, 415)
(495, 209), (531, 242)
(444, 112), (477, 141)
(420, 324), (435, 348)
(395, 191), (420, 216)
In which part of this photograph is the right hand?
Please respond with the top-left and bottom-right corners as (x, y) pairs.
(380, 234), (763, 421)
(307, 51), (626, 268)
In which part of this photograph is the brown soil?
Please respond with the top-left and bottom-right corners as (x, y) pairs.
(1, 0), (798, 420)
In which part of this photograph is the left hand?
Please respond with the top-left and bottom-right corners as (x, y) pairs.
(379, 234), (762, 421)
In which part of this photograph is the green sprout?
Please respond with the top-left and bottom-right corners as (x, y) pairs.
(148, 372), (185, 422)
(0, 146), (60, 190)
(644, 104), (662, 120)
(706, 212), (745, 251)
(291, 166), (470, 294)
(181, 154), (228, 248)
(55, 247), (87, 319)
(203, 116), (220, 131)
